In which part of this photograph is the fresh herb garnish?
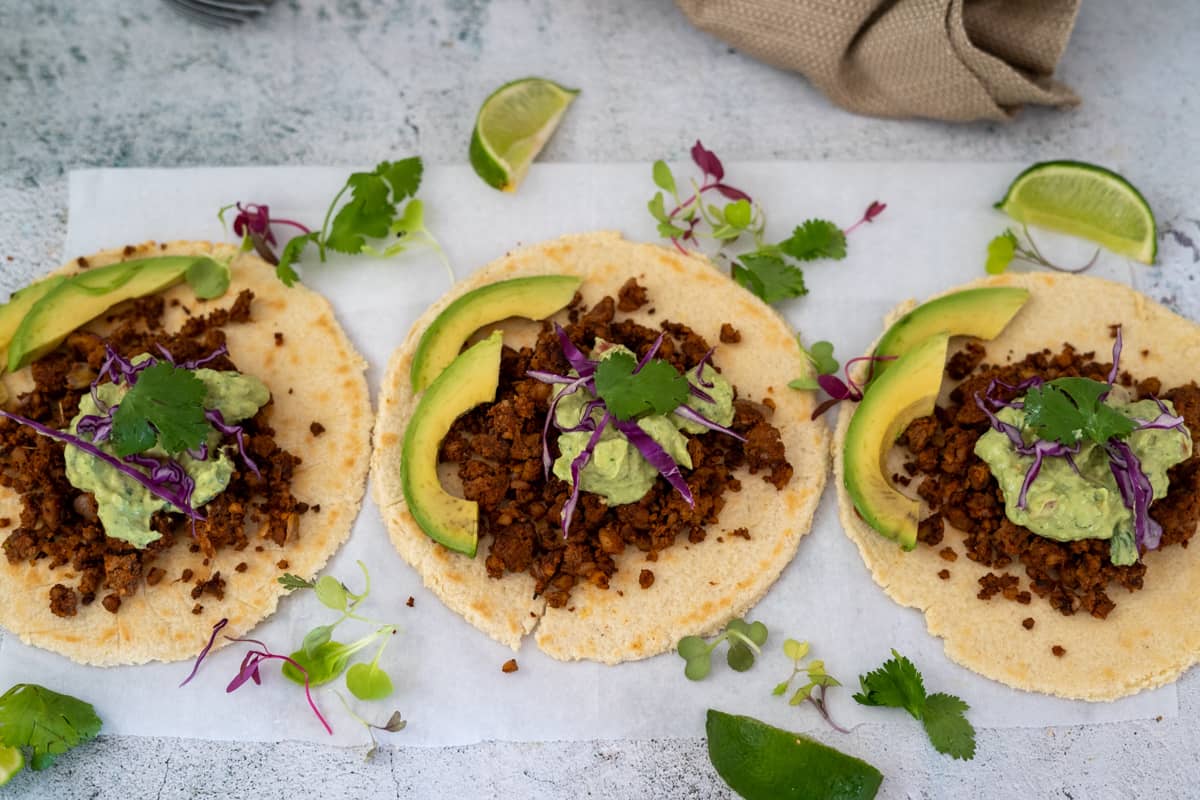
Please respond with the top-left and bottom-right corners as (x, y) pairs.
(335, 693), (406, 761)
(110, 362), (209, 456)
(0, 684), (102, 773)
(648, 142), (884, 305)
(677, 618), (768, 680)
(986, 226), (1099, 275)
(1023, 377), (1137, 447)
(787, 338), (896, 419)
(278, 563), (399, 701)
(787, 340), (839, 390)
(771, 639), (847, 733)
(853, 650), (976, 760)
(221, 158), (450, 287)
(593, 351), (690, 421)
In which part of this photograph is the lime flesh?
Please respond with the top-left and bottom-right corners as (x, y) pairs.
(0, 745), (24, 786)
(706, 710), (882, 800)
(469, 77), (578, 192)
(996, 160), (1157, 264)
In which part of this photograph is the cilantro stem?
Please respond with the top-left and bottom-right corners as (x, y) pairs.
(316, 183), (352, 263)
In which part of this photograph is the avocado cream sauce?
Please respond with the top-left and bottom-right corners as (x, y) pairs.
(552, 347), (734, 506)
(65, 359), (270, 548)
(975, 398), (1192, 565)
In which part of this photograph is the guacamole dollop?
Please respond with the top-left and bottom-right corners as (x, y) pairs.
(974, 397), (1192, 565)
(552, 347), (734, 506)
(65, 360), (270, 548)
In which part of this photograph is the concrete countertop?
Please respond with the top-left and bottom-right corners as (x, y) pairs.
(2, 1), (1199, 797)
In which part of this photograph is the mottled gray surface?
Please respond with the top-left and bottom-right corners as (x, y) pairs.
(2, 0), (1200, 797)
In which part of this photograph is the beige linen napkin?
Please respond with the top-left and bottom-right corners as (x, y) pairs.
(676, 0), (1082, 121)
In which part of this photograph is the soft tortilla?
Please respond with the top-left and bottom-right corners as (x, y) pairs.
(0, 241), (372, 666)
(833, 271), (1200, 700)
(372, 231), (829, 662)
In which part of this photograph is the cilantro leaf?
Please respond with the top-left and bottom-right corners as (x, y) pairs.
(594, 352), (689, 421)
(778, 219), (846, 262)
(326, 172), (394, 254)
(922, 692), (976, 760)
(0, 684), (102, 771)
(732, 253), (807, 304)
(1023, 377), (1136, 446)
(986, 230), (1017, 275)
(276, 231), (318, 287)
(110, 362), (209, 457)
(852, 649), (926, 720)
(378, 157), (423, 201)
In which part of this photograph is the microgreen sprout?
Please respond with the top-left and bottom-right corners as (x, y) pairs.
(986, 225), (1099, 275)
(771, 639), (848, 733)
(648, 142), (885, 305)
(786, 339), (897, 419)
(677, 618), (768, 680)
(218, 202), (312, 266)
(335, 692), (406, 761)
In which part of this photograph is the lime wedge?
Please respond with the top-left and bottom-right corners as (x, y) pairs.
(706, 710), (883, 800)
(469, 78), (579, 192)
(996, 160), (1157, 264)
(0, 745), (24, 786)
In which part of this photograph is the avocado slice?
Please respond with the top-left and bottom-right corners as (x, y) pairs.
(401, 330), (504, 557)
(870, 286), (1029, 384)
(0, 275), (66, 370)
(410, 274), (580, 391)
(7, 255), (229, 372)
(844, 332), (950, 549)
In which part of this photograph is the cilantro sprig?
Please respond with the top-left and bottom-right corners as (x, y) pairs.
(110, 361), (209, 456)
(986, 226), (1098, 275)
(1023, 377), (1136, 447)
(593, 351), (690, 421)
(0, 684), (102, 775)
(648, 142), (884, 305)
(771, 639), (847, 733)
(853, 650), (976, 760)
(677, 618), (768, 680)
(220, 158), (450, 287)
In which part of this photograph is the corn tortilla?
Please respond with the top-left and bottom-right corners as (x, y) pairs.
(833, 272), (1200, 700)
(372, 231), (829, 661)
(0, 241), (372, 666)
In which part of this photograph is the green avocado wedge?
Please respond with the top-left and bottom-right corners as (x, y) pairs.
(401, 330), (504, 557)
(0, 275), (66, 371)
(845, 332), (950, 550)
(410, 274), (580, 391)
(869, 286), (1029, 385)
(6, 255), (230, 372)
(706, 710), (882, 800)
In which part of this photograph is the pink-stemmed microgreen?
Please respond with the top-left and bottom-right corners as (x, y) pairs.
(772, 639), (848, 734)
(527, 326), (745, 537)
(218, 158), (452, 287)
(787, 339), (896, 419)
(648, 141), (886, 305)
(986, 225), (1100, 275)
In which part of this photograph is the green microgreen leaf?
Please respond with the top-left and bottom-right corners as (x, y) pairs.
(314, 575), (349, 611)
(0, 684), (102, 772)
(648, 192), (669, 223)
(726, 642), (755, 672)
(677, 636), (711, 661)
(1023, 377), (1136, 446)
(724, 199), (752, 229)
(805, 341), (839, 376)
(652, 160), (677, 195)
(782, 638), (810, 662)
(109, 362), (209, 457)
(922, 693), (976, 760)
(346, 662), (394, 701)
(986, 229), (1018, 275)
(676, 619), (768, 681)
(732, 253), (808, 304)
(278, 573), (315, 591)
(779, 219), (847, 261)
(657, 221), (688, 239)
(593, 351), (690, 421)
(302, 625), (334, 659)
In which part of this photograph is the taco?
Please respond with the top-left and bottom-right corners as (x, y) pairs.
(0, 241), (371, 666)
(372, 231), (829, 662)
(834, 271), (1200, 700)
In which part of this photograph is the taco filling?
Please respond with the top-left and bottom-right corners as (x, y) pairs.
(0, 290), (312, 617)
(437, 281), (793, 608)
(899, 334), (1200, 619)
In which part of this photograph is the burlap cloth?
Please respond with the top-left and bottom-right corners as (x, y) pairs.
(676, 0), (1082, 121)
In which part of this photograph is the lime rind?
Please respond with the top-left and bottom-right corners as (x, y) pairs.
(469, 78), (579, 192)
(996, 160), (1157, 264)
(0, 745), (24, 786)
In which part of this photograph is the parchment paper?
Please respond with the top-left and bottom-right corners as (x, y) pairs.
(0, 163), (1175, 747)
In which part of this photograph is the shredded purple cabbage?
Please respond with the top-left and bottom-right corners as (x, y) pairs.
(1105, 439), (1163, 551)
(179, 618), (229, 687)
(206, 408), (261, 478)
(612, 418), (693, 504)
